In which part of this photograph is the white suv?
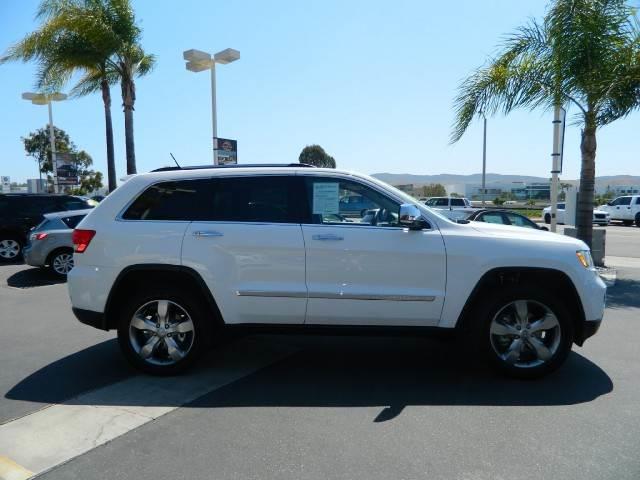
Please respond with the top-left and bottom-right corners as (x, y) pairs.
(68, 165), (606, 378)
(598, 196), (640, 226)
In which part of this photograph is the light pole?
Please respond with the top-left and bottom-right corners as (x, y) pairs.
(22, 92), (67, 193)
(183, 48), (240, 165)
(481, 113), (487, 205)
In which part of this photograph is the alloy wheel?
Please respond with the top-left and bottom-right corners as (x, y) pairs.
(128, 300), (195, 366)
(0, 239), (20, 260)
(52, 253), (74, 275)
(489, 299), (561, 369)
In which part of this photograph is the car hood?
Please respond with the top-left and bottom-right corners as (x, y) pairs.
(468, 221), (587, 248)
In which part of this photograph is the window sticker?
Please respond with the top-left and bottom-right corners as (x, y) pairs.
(312, 182), (339, 214)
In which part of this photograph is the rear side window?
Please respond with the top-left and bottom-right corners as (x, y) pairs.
(0, 197), (9, 215)
(123, 180), (212, 221)
(479, 212), (505, 224)
(209, 176), (302, 223)
(451, 198), (465, 207)
(61, 215), (86, 229)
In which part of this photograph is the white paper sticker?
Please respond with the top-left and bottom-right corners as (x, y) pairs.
(312, 182), (339, 214)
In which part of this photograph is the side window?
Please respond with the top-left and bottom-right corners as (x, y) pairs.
(479, 212), (505, 224)
(0, 197), (9, 215)
(59, 198), (91, 211)
(61, 215), (86, 229)
(425, 199), (436, 206)
(635, 197), (640, 205)
(210, 176), (301, 223)
(557, 203), (565, 209)
(505, 213), (534, 228)
(13, 197), (58, 216)
(434, 198), (449, 207)
(451, 198), (465, 207)
(617, 197), (632, 206)
(304, 177), (400, 227)
(123, 179), (212, 221)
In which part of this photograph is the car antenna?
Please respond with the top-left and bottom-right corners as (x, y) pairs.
(170, 152), (181, 169)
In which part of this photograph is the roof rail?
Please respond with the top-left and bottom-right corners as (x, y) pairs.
(151, 163), (316, 173)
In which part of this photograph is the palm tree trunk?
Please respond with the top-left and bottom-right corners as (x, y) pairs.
(122, 78), (136, 174)
(577, 118), (597, 248)
(100, 78), (116, 192)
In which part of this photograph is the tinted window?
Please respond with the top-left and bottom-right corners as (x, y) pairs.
(434, 198), (449, 207)
(304, 177), (400, 227)
(479, 212), (505, 224)
(61, 215), (86, 229)
(636, 198), (640, 205)
(58, 197), (92, 211)
(0, 197), (9, 215)
(123, 180), (212, 221)
(451, 198), (465, 207)
(505, 212), (535, 228)
(210, 176), (301, 223)
(557, 203), (565, 210)
(11, 196), (59, 216)
(614, 197), (632, 206)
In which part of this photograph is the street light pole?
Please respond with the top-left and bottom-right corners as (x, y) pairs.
(22, 92), (67, 194)
(184, 48), (239, 166)
(210, 62), (218, 165)
(550, 105), (565, 232)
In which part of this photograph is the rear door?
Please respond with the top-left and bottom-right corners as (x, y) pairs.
(300, 175), (446, 326)
(182, 175), (308, 325)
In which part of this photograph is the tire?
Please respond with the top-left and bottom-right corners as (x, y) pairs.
(117, 285), (210, 375)
(544, 214), (551, 224)
(622, 220), (633, 226)
(635, 214), (640, 228)
(0, 235), (22, 263)
(473, 285), (574, 379)
(48, 248), (75, 278)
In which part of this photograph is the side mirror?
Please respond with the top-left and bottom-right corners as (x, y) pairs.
(399, 204), (428, 230)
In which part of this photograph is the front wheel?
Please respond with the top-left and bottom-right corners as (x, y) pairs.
(635, 214), (640, 227)
(0, 237), (22, 262)
(477, 287), (573, 379)
(117, 286), (209, 375)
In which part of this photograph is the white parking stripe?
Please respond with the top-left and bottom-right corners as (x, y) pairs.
(0, 337), (295, 478)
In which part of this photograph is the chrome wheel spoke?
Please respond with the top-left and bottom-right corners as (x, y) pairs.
(502, 338), (523, 365)
(164, 336), (185, 361)
(527, 337), (553, 361)
(529, 313), (558, 333)
(140, 336), (160, 359)
(131, 315), (158, 333)
(514, 300), (529, 325)
(490, 321), (519, 336)
(157, 300), (169, 324)
(171, 319), (194, 334)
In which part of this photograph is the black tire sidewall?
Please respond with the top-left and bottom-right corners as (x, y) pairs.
(117, 286), (209, 375)
(476, 285), (574, 379)
(544, 214), (551, 224)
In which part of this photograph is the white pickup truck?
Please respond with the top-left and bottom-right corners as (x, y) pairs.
(598, 196), (640, 226)
(423, 197), (476, 221)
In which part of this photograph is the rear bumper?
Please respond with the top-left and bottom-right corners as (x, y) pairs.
(72, 307), (108, 331)
(22, 245), (46, 267)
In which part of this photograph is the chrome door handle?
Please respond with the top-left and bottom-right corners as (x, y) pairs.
(312, 234), (344, 241)
(193, 230), (224, 238)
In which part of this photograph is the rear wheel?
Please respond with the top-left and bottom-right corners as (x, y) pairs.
(635, 213), (640, 227)
(48, 248), (74, 277)
(117, 286), (209, 375)
(475, 286), (573, 379)
(0, 236), (22, 262)
(544, 214), (551, 224)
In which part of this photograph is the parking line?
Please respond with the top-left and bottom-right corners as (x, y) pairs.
(0, 337), (296, 478)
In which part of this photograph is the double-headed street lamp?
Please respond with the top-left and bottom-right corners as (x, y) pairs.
(183, 48), (240, 165)
(22, 92), (67, 193)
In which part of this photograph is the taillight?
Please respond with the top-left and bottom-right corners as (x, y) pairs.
(34, 232), (48, 240)
(72, 229), (96, 253)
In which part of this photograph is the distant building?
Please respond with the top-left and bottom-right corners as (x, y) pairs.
(610, 185), (640, 196)
(445, 182), (551, 201)
(27, 178), (47, 193)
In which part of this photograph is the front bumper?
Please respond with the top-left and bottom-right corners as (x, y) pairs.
(72, 307), (108, 331)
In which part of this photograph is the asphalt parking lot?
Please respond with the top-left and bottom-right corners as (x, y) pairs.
(0, 223), (639, 480)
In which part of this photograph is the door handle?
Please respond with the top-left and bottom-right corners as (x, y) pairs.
(312, 234), (344, 241)
(193, 230), (224, 238)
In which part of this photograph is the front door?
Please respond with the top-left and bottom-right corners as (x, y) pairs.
(182, 175), (308, 324)
(300, 175), (447, 326)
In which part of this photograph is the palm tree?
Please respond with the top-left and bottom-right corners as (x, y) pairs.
(1, 0), (154, 180)
(451, 0), (640, 247)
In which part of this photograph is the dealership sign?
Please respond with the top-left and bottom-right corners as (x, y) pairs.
(55, 152), (79, 185)
(214, 137), (237, 165)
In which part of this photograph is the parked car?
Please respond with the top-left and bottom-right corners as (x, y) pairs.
(467, 209), (548, 230)
(0, 194), (94, 262)
(542, 203), (610, 226)
(69, 164), (605, 379)
(423, 196), (475, 221)
(598, 195), (640, 226)
(338, 194), (376, 217)
(23, 210), (91, 277)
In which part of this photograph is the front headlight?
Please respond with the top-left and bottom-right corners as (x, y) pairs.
(576, 250), (594, 269)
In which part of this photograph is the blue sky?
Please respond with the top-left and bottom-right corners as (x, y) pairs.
(1, 0), (638, 184)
